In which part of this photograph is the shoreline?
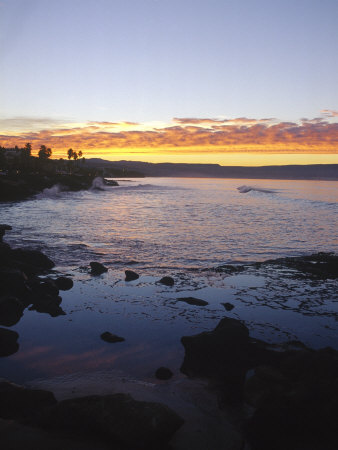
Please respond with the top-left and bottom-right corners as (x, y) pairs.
(1, 225), (338, 449)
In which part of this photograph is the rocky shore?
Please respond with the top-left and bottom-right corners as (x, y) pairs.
(0, 173), (118, 202)
(1, 224), (338, 449)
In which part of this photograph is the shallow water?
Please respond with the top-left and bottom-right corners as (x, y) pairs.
(1, 177), (338, 384)
(1, 177), (338, 269)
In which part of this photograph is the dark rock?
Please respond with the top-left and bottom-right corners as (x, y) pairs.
(42, 393), (184, 449)
(215, 264), (245, 274)
(0, 327), (19, 356)
(177, 297), (208, 306)
(100, 332), (125, 343)
(0, 224), (12, 243)
(11, 249), (55, 273)
(262, 252), (338, 279)
(90, 262), (108, 275)
(155, 367), (173, 380)
(0, 418), (113, 450)
(0, 381), (57, 421)
(30, 295), (65, 317)
(104, 179), (119, 186)
(0, 296), (24, 326)
(222, 302), (235, 311)
(244, 346), (338, 450)
(54, 276), (73, 291)
(180, 317), (280, 402)
(0, 269), (28, 297)
(125, 270), (139, 281)
(158, 276), (174, 286)
(33, 280), (59, 297)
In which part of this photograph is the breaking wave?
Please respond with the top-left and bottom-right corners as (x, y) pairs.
(237, 185), (276, 194)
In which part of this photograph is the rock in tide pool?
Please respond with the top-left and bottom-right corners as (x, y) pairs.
(222, 302), (235, 311)
(0, 328), (19, 357)
(177, 297), (208, 306)
(90, 262), (108, 276)
(125, 270), (139, 281)
(158, 276), (174, 286)
(100, 332), (125, 343)
(55, 276), (73, 291)
(42, 393), (184, 449)
(155, 367), (173, 380)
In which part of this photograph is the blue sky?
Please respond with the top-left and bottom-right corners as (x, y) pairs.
(1, 0), (338, 125)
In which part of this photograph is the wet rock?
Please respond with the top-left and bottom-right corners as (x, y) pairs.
(0, 381), (57, 421)
(0, 224), (12, 243)
(262, 252), (338, 279)
(158, 276), (174, 286)
(33, 279), (59, 297)
(30, 295), (65, 317)
(0, 296), (24, 326)
(42, 393), (184, 449)
(104, 179), (119, 186)
(11, 249), (55, 273)
(90, 262), (108, 275)
(215, 264), (245, 274)
(222, 302), (235, 311)
(180, 317), (280, 402)
(177, 297), (208, 306)
(0, 419), (113, 450)
(100, 332), (125, 343)
(244, 346), (338, 450)
(0, 269), (28, 297)
(125, 270), (139, 281)
(0, 327), (19, 356)
(155, 367), (173, 380)
(54, 276), (73, 291)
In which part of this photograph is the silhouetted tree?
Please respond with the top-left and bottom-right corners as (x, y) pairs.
(23, 143), (32, 157)
(38, 145), (52, 159)
(67, 148), (74, 160)
(78, 150), (83, 158)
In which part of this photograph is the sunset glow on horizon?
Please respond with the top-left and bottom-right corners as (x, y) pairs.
(1, 0), (338, 166)
(1, 114), (337, 166)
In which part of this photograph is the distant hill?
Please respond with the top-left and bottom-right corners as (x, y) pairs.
(84, 159), (338, 180)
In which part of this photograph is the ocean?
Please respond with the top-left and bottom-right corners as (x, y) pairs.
(1, 177), (337, 384)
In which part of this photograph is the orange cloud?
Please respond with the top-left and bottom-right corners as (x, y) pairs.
(0, 116), (337, 160)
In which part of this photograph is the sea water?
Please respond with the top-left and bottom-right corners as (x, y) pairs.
(1, 177), (337, 384)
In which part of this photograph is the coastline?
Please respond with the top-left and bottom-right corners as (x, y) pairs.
(1, 225), (338, 449)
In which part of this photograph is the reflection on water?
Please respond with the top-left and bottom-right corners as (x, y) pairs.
(1, 178), (337, 269)
(0, 178), (337, 383)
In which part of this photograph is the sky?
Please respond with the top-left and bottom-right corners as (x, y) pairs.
(0, 0), (338, 165)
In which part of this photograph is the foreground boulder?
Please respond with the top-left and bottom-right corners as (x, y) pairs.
(155, 367), (173, 380)
(0, 382), (57, 421)
(42, 393), (184, 449)
(29, 295), (65, 317)
(54, 276), (73, 291)
(244, 346), (338, 450)
(181, 317), (280, 402)
(0, 296), (24, 326)
(0, 327), (19, 356)
(10, 249), (55, 274)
